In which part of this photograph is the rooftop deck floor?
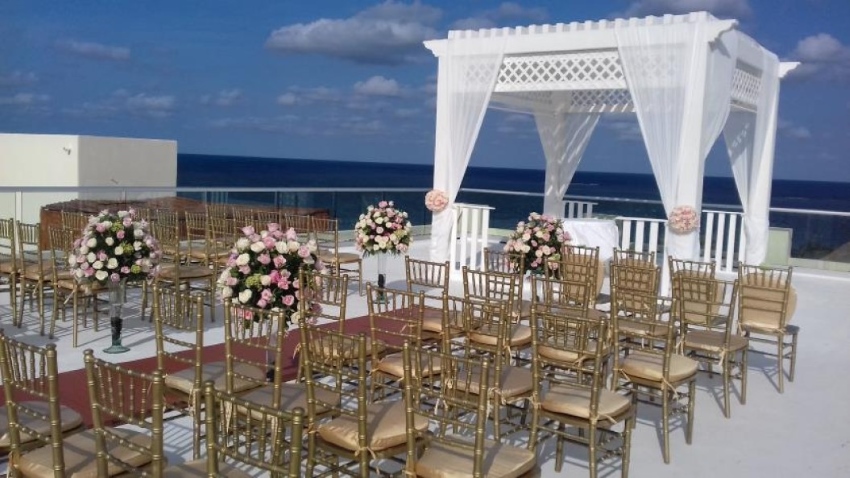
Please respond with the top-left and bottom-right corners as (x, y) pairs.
(2, 238), (849, 477)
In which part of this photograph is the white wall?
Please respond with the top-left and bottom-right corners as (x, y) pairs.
(0, 133), (80, 222)
(0, 133), (178, 223)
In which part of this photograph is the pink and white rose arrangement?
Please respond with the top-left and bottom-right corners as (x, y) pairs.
(69, 209), (161, 286)
(424, 189), (449, 213)
(668, 205), (700, 234)
(217, 223), (324, 328)
(354, 201), (412, 257)
(504, 212), (571, 276)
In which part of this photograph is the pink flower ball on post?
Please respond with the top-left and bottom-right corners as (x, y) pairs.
(424, 189), (449, 213)
(668, 205), (701, 234)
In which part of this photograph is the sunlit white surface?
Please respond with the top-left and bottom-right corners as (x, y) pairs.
(2, 238), (849, 477)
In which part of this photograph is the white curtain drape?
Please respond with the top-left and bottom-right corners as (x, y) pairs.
(429, 36), (506, 262)
(616, 20), (737, 259)
(536, 110), (601, 217)
(724, 48), (780, 264)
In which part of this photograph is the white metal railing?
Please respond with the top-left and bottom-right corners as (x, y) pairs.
(702, 210), (745, 273)
(450, 203), (493, 272)
(564, 200), (596, 219)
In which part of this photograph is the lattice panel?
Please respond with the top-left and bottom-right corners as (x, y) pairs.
(495, 50), (628, 92)
(569, 89), (634, 113)
(731, 67), (760, 110)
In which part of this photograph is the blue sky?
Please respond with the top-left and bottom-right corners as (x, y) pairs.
(2, 0), (849, 182)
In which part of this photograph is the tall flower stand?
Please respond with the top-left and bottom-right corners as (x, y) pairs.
(376, 253), (387, 303)
(103, 279), (130, 354)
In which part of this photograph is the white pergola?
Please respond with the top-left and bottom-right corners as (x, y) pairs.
(424, 11), (798, 265)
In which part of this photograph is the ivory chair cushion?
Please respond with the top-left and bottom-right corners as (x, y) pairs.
(538, 339), (608, 365)
(469, 324), (532, 347)
(240, 383), (339, 416)
(421, 307), (462, 334)
(740, 284), (798, 330)
(622, 351), (698, 383)
(164, 361), (266, 395)
(457, 366), (533, 398)
(162, 459), (251, 478)
(318, 400), (428, 452)
(17, 428), (151, 478)
(0, 260), (16, 273)
(541, 384), (632, 420)
(415, 436), (536, 478)
(0, 401), (83, 447)
(375, 352), (442, 378)
(684, 330), (748, 353)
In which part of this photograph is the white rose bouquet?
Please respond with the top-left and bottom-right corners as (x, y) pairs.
(217, 223), (323, 329)
(504, 212), (571, 276)
(69, 209), (161, 286)
(354, 200), (413, 257)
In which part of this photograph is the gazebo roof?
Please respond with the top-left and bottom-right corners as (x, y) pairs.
(425, 12), (796, 115)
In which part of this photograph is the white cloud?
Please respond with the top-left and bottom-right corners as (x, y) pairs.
(276, 93), (298, 105)
(56, 39), (131, 61)
(395, 107), (420, 118)
(0, 93), (50, 106)
(779, 119), (812, 140)
(201, 89), (242, 107)
(354, 76), (402, 96)
(786, 33), (850, 82)
(265, 1), (441, 65)
(0, 70), (38, 87)
(65, 90), (174, 118)
(621, 0), (752, 18)
(452, 2), (548, 30)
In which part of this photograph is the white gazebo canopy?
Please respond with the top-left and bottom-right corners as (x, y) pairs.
(424, 11), (799, 265)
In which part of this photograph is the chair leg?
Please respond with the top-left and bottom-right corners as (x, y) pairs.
(777, 335), (785, 393)
(686, 379), (696, 445)
(789, 331), (798, 382)
(723, 357), (731, 418)
(588, 425), (598, 478)
(740, 348), (748, 405)
(662, 390), (670, 464)
(622, 415), (633, 478)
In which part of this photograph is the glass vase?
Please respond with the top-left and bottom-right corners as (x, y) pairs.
(103, 278), (130, 354)
(376, 253), (387, 303)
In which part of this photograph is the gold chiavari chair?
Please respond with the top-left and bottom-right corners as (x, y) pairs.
(205, 202), (230, 220)
(367, 285), (431, 401)
(611, 287), (698, 464)
(0, 218), (19, 326)
(537, 256), (608, 322)
(302, 326), (426, 477)
(83, 350), (229, 476)
(612, 248), (656, 268)
(736, 263), (800, 393)
(230, 206), (255, 229)
(203, 381), (304, 477)
(254, 208), (281, 227)
(463, 267), (533, 363)
(669, 257), (718, 324)
(284, 213), (314, 243)
(401, 342), (538, 477)
(153, 286), (265, 459)
(483, 246), (525, 275)
(313, 216), (364, 295)
(529, 307), (635, 478)
(60, 210), (89, 235)
(150, 221), (217, 322)
(295, 269), (349, 381)
(0, 331), (85, 472)
(48, 226), (102, 347)
(550, 244), (605, 307)
(225, 303), (316, 416)
(676, 275), (748, 417)
(208, 215), (238, 276)
(610, 260), (668, 347)
(404, 256), (452, 344)
(457, 300), (534, 441)
(183, 210), (208, 265)
(15, 222), (52, 334)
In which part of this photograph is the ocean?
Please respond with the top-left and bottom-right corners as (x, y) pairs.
(177, 153), (850, 259)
